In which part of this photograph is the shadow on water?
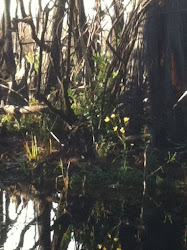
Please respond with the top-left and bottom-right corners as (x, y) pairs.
(0, 146), (186, 250)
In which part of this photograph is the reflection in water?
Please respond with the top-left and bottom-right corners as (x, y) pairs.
(2, 192), (38, 249)
(0, 156), (186, 250)
(67, 233), (82, 250)
(0, 191), (79, 250)
(0, 186), (186, 250)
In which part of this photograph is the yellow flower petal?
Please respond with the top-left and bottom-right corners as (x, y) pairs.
(114, 237), (118, 242)
(104, 116), (110, 122)
(103, 247), (107, 250)
(113, 126), (118, 132)
(108, 233), (112, 238)
(97, 244), (102, 249)
(124, 117), (130, 123)
(111, 114), (115, 118)
(120, 127), (125, 134)
(116, 248), (121, 250)
(130, 143), (134, 147)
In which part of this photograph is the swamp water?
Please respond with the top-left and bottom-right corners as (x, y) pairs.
(0, 147), (186, 250)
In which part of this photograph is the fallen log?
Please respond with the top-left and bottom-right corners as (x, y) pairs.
(0, 105), (49, 115)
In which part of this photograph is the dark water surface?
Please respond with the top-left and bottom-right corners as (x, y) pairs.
(0, 150), (186, 250)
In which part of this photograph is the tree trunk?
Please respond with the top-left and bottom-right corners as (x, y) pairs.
(3, 0), (16, 78)
(145, 0), (187, 146)
(1, 0), (17, 105)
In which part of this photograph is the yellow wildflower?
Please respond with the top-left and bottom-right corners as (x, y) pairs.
(111, 114), (116, 118)
(97, 244), (102, 249)
(113, 126), (118, 132)
(114, 237), (118, 242)
(104, 116), (110, 122)
(124, 117), (130, 123)
(108, 233), (112, 238)
(120, 127), (125, 134)
(116, 248), (121, 250)
(130, 143), (134, 147)
(103, 247), (107, 250)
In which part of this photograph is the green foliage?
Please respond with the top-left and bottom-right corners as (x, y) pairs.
(68, 88), (86, 116)
(26, 51), (39, 72)
(24, 134), (39, 162)
(69, 53), (119, 128)
(93, 53), (109, 82)
(20, 114), (50, 139)
(0, 115), (20, 131)
(0, 111), (51, 142)
(95, 113), (130, 167)
(167, 152), (177, 163)
(14, 157), (34, 175)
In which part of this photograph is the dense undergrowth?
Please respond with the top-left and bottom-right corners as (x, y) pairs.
(0, 1), (186, 248)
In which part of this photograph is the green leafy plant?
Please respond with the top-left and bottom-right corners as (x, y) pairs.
(26, 51), (39, 72)
(23, 133), (54, 162)
(167, 152), (177, 163)
(97, 113), (130, 168)
(24, 134), (39, 162)
(69, 53), (119, 129)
